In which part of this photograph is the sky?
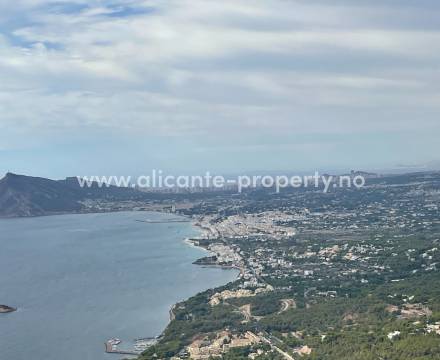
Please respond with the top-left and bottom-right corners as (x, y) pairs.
(0, 0), (440, 178)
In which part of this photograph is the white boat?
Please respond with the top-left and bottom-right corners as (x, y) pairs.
(108, 338), (122, 345)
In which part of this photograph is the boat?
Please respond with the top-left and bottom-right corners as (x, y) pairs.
(108, 338), (122, 346)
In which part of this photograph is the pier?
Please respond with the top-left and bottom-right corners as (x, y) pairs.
(105, 341), (140, 356)
(105, 337), (156, 355)
(135, 219), (190, 224)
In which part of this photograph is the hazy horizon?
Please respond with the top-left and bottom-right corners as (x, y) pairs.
(1, 160), (440, 183)
(1, 1), (440, 177)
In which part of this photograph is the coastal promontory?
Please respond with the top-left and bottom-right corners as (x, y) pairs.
(0, 305), (16, 313)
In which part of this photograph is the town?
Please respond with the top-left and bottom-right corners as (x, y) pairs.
(136, 171), (440, 360)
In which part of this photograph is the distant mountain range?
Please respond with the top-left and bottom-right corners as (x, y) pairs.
(0, 173), (145, 218)
(2, 170), (439, 218)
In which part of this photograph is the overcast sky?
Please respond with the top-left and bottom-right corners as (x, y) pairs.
(1, 0), (439, 178)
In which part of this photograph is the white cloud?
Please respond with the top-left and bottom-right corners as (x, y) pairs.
(0, 0), (440, 143)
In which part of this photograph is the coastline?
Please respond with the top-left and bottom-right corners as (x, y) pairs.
(1, 210), (241, 357)
(0, 207), (165, 220)
(140, 214), (252, 359)
(163, 216), (240, 330)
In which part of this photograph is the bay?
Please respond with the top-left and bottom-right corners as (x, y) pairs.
(0, 211), (237, 360)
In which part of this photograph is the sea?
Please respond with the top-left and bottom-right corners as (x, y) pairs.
(0, 211), (238, 360)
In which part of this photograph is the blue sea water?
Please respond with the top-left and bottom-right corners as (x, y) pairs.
(0, 211), (238, 360)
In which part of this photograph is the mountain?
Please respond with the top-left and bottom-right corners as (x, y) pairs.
(0, 173), (145, 218)
(346, 170), (380, 178)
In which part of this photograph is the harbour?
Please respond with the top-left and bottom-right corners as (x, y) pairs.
(105, 337), (158, 355)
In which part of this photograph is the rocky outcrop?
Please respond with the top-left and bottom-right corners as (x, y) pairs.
(0, 305), (16, 313)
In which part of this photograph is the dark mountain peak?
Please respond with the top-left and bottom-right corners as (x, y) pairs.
(2, 172), (55, 183)
(1, 172), (29, 187)
(2, 172), (20, 181)
(0, 173), (82, 217)
(4, 172), (37, 178)
(1, 172), (62, 191)
(0, 173), (150, 218)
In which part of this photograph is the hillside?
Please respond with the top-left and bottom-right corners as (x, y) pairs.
(0, 173), (144, 217)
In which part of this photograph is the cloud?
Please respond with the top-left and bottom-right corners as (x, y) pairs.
(0, 0), (439, 150)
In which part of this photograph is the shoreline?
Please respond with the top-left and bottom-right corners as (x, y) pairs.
(98, 210), (242, 348)
(0, 208), (168, 220)
(163, 216), (241, 328)
(1, 210), (241, 357)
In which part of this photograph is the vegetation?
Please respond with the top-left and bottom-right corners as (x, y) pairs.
(140, 172), (440, 359)
(141, 270), (440, 359)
